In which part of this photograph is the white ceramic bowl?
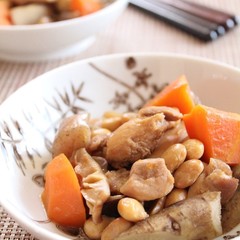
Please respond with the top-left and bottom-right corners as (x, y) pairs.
(0, 0), (128, 62)
(0, 53), (240, 240)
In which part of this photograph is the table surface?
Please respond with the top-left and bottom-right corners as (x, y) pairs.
(0, 0), (240, 239)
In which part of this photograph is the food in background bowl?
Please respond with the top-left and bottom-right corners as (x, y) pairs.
(1, 53), (240, 240)
(0, 0), (113, 25)
(0, 0), (128, 61)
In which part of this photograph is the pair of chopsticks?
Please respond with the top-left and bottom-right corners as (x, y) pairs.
(129, 0), (240, 41)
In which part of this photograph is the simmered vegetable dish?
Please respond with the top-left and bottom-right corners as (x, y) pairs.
(0, 0), (111, 25)
(42, 75), (240, 240)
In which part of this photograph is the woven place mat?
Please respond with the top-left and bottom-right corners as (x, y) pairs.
(0, 205), (37, 240)
(0, 1), (239, 239)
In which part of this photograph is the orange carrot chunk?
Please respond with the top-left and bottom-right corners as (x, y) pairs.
(0, 1), (12, 25)
(183, 104), (240, 165)
(71, 0), (102, 16)
(42, 153), (86, 227)
(144, 75), (195, 114)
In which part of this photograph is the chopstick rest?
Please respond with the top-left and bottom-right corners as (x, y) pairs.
(129, 0), (239, 41)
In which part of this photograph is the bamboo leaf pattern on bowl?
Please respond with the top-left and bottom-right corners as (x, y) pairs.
(0, 57), (167, 178)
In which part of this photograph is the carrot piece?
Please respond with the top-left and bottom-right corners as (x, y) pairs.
(42, 154), (86, 227)
(183, 104), (240, 165)
(144, 75), (195, 114)
(0, 18), (11, 25)
(71, 0), (102, 16)
(0, 1), (12, 25)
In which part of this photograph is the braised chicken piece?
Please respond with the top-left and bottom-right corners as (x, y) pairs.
(106, 106), (185, 169)
(74, 148), (110, 223)
(205, 158), (233, 176)
(106, 169), (130, 195)
(101, 111), (138, 132)
(86, 127), (111, 157)
(139, 106), (183, 121)
(52, 113), (91, 158)
(150, 120), (188, 158)
(204, 169), (238, 204)
(87, 134), (109, 155)
(120, 158), (174, 201)
(106, 113), (170, 169)
(222, 164), (240, 232)
(188, 158), (239, 204)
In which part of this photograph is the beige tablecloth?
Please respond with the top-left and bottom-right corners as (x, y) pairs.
(0, 0), (240, 239)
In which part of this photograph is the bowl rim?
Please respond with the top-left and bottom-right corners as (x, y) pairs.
(30, 52), (240, 76)
(0, 0), (128, 32)
(1, 52), (240, 106)
(1, 52), (240, 240)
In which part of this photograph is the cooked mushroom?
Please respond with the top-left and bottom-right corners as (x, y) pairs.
(74, 148), (110, 223)
(102, 195), (124, 218)
(92, 156), (108, 173)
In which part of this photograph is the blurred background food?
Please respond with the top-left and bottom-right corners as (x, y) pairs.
(0, 0), (113, 25)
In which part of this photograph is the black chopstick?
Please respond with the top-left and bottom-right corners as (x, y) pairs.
(129, 0), (239, 41)
(129, 0), (218, 41)
(149, 0), (226, 35)
(162, 0), (239, 30)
